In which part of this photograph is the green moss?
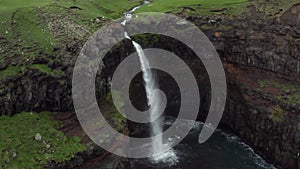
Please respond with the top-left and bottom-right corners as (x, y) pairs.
(253, 0), (300, 16)
(0, 65), (26, 80)
(278, 94), (300, 105)
(74, 0), (141, 19)
(31, 64), (65, 76)
(131, 33), (161, 46)
(0, 64), (64, 80)
(105, 90), (125, 109)
(0, 0), (141, 37)
(105, 111), (126, 132)
(270, 105), (287, 122)
(0, 0), (141, 66)
(258, 80), (300, 105)
(104, 90), (126, 131)
(136, 0), (250, 16)
(258, 80), (267, 88)
(13, 7), (57, 53)
(0, 112), (85, 169)
(258, 80), (296, 91)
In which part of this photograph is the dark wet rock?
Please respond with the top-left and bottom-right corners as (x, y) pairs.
(70, 6), (83, 10)
(0, 61), (8, 70)
(33, 56), (49, 64)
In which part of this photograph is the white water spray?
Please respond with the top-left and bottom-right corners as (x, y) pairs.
(132, 41), (163, 156)
(121, 1), (177, 162)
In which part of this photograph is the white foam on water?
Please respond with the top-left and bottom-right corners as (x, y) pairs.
(151, 148), (178, 166)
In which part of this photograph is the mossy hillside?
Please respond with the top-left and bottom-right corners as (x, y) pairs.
(136, 0), (250, 16)
(0, 64), (64, 80)
(104, 90), (126, 132)
(69, 0), (141, 20)
(253, 0), (300, 16)
(131, 33), (161, 47)
(0, 0), (142, 82)
(1, 5), (56, 55)
(258, 80), (300, 105)
(105, 111), (127, 132)
(0, 112), (85, 169)
(31, 64), (65, 76)
(136, 0), (300, 17)
(0, 0), (141, 39)
(39, 0), (142, 34)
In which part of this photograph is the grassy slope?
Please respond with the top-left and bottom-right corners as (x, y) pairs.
(136, 0), (300, 17)
(137, 0), (250, 15)
(253, 0), (300, 16)
(0, 0), (56, 52)
(0, 0), (141, 39)
(0, 112), (85, 169)
(0, 0), (141, 54)
(0, 0), (141, 80)
(0, 0), (298, 59)
(0, 1), (139, 168)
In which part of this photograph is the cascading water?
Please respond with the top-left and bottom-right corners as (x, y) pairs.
(119, 2), (277, 169)
(122, 1), (176, 162)
(120, 2), (276, 168)
(131, 41), (163, 156)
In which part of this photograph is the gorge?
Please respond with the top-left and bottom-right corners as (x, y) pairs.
(0, 0), (299, 169)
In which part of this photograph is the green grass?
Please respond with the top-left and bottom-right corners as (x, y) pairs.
(31, 64), (65, 76)
(0, 112), (85, 169)
(136, 0), (250, 16)
(258, 80), (296, 91)
(253, 0), (300, 16)
(258, 80), (300, 105)
(0, 65), (25, 80)
(105, 111), (126, 132)
(0, 0), (141, 60)
(69, 0), (141, 19)
(11, 7), (56, 53)
(136, 0), (299, 17)
(0, 0), (53, 36)
(104, 90), (126, 132)
(0, 0), (55, 46)
(0, 64), (65, 80)
(278, 93), (300, 105)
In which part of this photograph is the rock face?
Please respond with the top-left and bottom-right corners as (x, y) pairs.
(0, 70), (72, 116)
(187, 4), (300, 75)
(0, 2), (299, 169)
(185, 3), (300, 169)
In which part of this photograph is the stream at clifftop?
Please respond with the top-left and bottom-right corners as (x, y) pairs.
(129, 117), (276, 169)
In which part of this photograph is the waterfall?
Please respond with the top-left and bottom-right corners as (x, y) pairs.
(122, 1), (176, 162)
(132, 41), (163, 156)
(124, 23), (164, 159)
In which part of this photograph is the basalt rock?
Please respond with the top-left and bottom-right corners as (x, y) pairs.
(0, 2), (299, 169)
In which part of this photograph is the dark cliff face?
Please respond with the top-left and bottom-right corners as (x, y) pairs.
(0, 3), (299, 169)
(187, 3), (300, 169)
